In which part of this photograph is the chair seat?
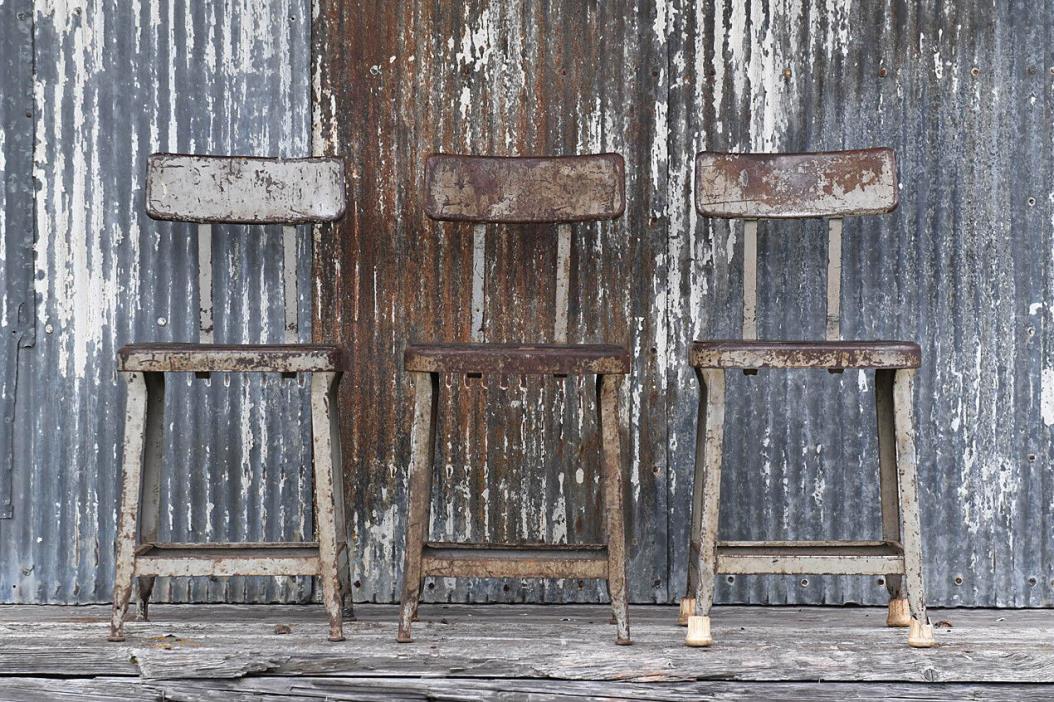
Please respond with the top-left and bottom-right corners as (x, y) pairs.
(690, 340), (921, 370)
(118, 343), (343, 373)
(404, 343), (629, 375)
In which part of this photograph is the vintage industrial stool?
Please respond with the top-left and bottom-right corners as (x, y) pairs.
(680, 148), (934, 649)
(397, 154), (632, 645)
(109, 155), (353, 642)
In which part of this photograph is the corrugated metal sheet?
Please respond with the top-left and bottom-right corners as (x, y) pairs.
(317, 0), (1053, 607)
(2, 0), (1051, 608)
(0, 0), (35, 521)
(0, 0), (318, 603)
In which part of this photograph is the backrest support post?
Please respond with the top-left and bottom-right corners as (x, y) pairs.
(825, 217), (843, 341)
(742, 219), (758, 341)
(197, 224), (214, 343)
(283, 225), (299, 344)
(471, 224), (487, 343)
(554, 223), (572, 343)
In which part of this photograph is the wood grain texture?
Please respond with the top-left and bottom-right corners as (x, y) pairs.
(314, 1), (668, 604)
(1, 604), (1053, 684)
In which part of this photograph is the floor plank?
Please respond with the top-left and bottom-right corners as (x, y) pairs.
(0, 604), (1051, 685)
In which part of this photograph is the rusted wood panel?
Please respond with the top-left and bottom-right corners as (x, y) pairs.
(146, 155), (346, 224)
(424, 154), (625, 223)
(315, 1), (669, 603)
(696, 149), (898, 219)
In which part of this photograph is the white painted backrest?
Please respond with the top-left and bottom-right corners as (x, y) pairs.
(144, 154), (346, 343)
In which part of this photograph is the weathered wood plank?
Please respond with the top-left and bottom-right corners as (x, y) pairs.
(4, 676), (1054, 702)
(0, 605), (1052, 683)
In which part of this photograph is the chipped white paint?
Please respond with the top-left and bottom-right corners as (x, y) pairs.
(1041, 368), (1054, 427)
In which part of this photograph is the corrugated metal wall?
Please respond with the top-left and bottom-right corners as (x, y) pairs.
(0, 0), (319, 603)
(1, 0), (1051, 607)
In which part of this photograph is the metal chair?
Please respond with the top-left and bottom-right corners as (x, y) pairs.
(108, 155), (353, 642)
(680, 148), (935, 649)
(397, 154), (632, 645)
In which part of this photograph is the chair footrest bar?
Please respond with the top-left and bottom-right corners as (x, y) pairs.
(716, 540), (905, 575)
(133, 542), (323, 577)
(421, 542), (609, 579)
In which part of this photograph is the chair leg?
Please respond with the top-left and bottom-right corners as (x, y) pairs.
(135, 372), (165, 623)
(398, 372), (439, 643)
(892, 369), (934, 648)
(324, 372), (355, 622)
(109, 372), (151, 642)
(875, 369), (910, 628)
(597, 374), (631, 645)
(311, 371), (346, 642)
(688, 368), (724, 648)
(680, 368), (709, 628)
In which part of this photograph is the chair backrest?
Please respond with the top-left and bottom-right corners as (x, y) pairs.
(423, 154), (625, 343)
(145, 154), (346, 343)
(695, 148), (898, 340)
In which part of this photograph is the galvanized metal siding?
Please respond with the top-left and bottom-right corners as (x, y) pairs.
(667, 0), (1053, 607)
(0, 0), (35, 522)
(317, 0), (1053, 607)
(315, 1), (670, 603)
(0, 1), (317, 603)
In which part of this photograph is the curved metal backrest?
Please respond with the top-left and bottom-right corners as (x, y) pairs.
(146, 154), (346, 224)
(695, 148), (897, 219)
(144, 154), (347, 344)
(694, 148), (898, 342)
(423, 153), (625, 345)
(424, 154), (625, 223)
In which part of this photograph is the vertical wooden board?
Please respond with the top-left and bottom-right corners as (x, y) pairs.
(315, 1), (669, 603)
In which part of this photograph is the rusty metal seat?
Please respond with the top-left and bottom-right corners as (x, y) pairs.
(118, 343), (343, 373)
(403, 343), (629, 375)
(690, 340), (921, 370)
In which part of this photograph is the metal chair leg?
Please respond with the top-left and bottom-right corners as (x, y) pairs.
(135, 372), (165, 622)
(688, 368), (724, 648)
(109, 372), (150, 642)
(398, 372), (439, 643)
(311, 371), (346, 642)
(892, 369), (934, 648)
(875, 369), (910, 628)
(597, 374), (630, 645)
(324, 372), (355, 622)
(680, 368), (709, 628)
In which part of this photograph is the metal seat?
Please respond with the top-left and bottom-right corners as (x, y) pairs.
(681, 148), (935, 649)
(109, 155), (353, 643)
(404, 343), (629, 375)
(690, 340), (921, 370)
(118, 343), (343, 373)
(397, 153), (632, 646)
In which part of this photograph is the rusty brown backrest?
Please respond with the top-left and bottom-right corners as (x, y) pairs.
(695, 148), (898, 341)
(424, 154), (625, 223)
(144, 154), (347, 343)
(695, 148), (897, 219)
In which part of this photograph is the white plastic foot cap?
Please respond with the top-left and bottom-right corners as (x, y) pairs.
(678, 597), (695, 627)
(908, 619), (935, 648)
(685, 615), (712, 647)
(886, 597), (910, 628)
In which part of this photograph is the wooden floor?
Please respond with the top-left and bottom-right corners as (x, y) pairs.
(1, 603), (1052, 700)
